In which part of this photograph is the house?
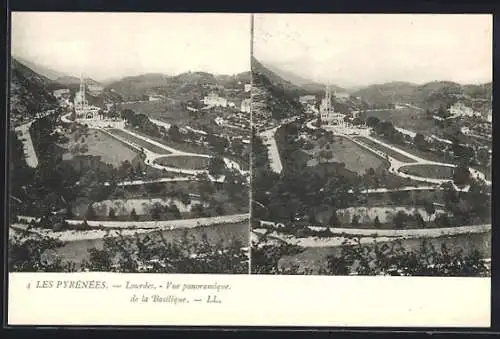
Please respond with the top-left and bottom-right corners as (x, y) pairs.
(53, 88), (70, 99)
(240, 98), (251, 113)
(87, 84), (104, 95)
(449, 102), (481, 118)
(202, 92), (228, 107)
(299, 95), (316, 105)
(149, 94), (164, 101)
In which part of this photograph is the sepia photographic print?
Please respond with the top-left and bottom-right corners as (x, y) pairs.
(9, 12), (251, 274)
(251, 14), (492, 276)
(5, 11), (494, 328)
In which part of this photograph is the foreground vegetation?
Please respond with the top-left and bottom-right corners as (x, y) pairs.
(251, 239), (489, 277)
(9, 228), (248, 274)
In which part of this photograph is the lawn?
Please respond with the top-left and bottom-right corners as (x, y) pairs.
(107, 128), (172, 154)
(306, 136), (387, 175)
(62, 128), (138, 167)
(154, 155), (211, 170)
(399, 164), (455, 180)
(353, 136), (416, 163)
(125, 127), (212, 155)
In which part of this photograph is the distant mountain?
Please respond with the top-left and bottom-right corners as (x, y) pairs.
(13, 55), (69, 80)
(10, 58), (58, 123)
(105, 73), (170, 100)
(53, 75), (101, 86)
(352, 80), (492, 113)
(215, 71), (251, 87)
(106, 71), (251, 101)
(351, 81), (418, 106)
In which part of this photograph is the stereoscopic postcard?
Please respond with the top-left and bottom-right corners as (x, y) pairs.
(6, 12), (492, 327)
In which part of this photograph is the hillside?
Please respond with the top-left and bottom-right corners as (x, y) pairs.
(10, 58), (58, 123)
(106, 71), (250, 102)
(352, 80), (492, 113)
(261, 62), (344, 95)
(251, 57), (304, 121)
(53, 75), (101, 86)
(12, 56), (68, 80)
(215, 71), (251, 88)
(105, 73), (170, 100)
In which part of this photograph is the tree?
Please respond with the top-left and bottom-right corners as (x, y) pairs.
(366, 116), (380, 128)
(208, 156), (226, 176)
(85, 204), (97, 220)
(150, 203), (163, 220)
(453, 166), (471, 187)
(192, 203), (205, 218)
(108, 208), (116, 220)
(392, 211), (408, 229)
(130, 208), (139, 221)
(168, 125), (182, 142)
(414, 133), (428, 151)
(414, 212), (426, 228)
(422, 200), (436, 222)
(351, 214), (359, 226)
(352, 117), (363, 126)
(329, 209), (340, 227)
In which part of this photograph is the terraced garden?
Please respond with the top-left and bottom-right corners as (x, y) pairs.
(399, 164), (455, 180)
(154, 155), (211, 170)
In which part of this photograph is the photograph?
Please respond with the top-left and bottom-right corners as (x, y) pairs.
(250, 14), (492, 276)
(8, 12), (252, 274)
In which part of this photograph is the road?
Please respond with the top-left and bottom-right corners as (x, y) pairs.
(14, 121), (38, 168)
(259, 126), (283, 173)
(255, 223), (491, 248)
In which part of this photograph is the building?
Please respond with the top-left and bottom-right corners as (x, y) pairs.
(87, 84), (104, 95)
(149, 94), (164, 101)
(449, 102), (481, 118)
(319, 84), (346, 129)
(299, 95), (316, 105)
(240, 98), (251, 113)
(53, 88), (70, 99)
(202, 92), (228, 107)
(74, 74), (100, 120)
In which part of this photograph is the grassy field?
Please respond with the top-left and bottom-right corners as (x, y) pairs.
(399, 164), (454, 179)
(126, 127), (213, 155)
(353, 136), (416, 163)
(154, 155), (211, 170)
(62, 128), (138, 167)
(306, 136), (387, 175)
(107, 128), (171, 154)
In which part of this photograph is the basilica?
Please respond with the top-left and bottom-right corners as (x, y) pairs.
(319, 84), (346, 130)
(74, 74), (101, 120)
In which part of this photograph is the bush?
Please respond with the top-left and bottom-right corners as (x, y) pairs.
(325, 238), (489, 277)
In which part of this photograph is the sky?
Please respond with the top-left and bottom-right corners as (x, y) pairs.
(254, 14), (492, 88)
(11, 12), (251, 81)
